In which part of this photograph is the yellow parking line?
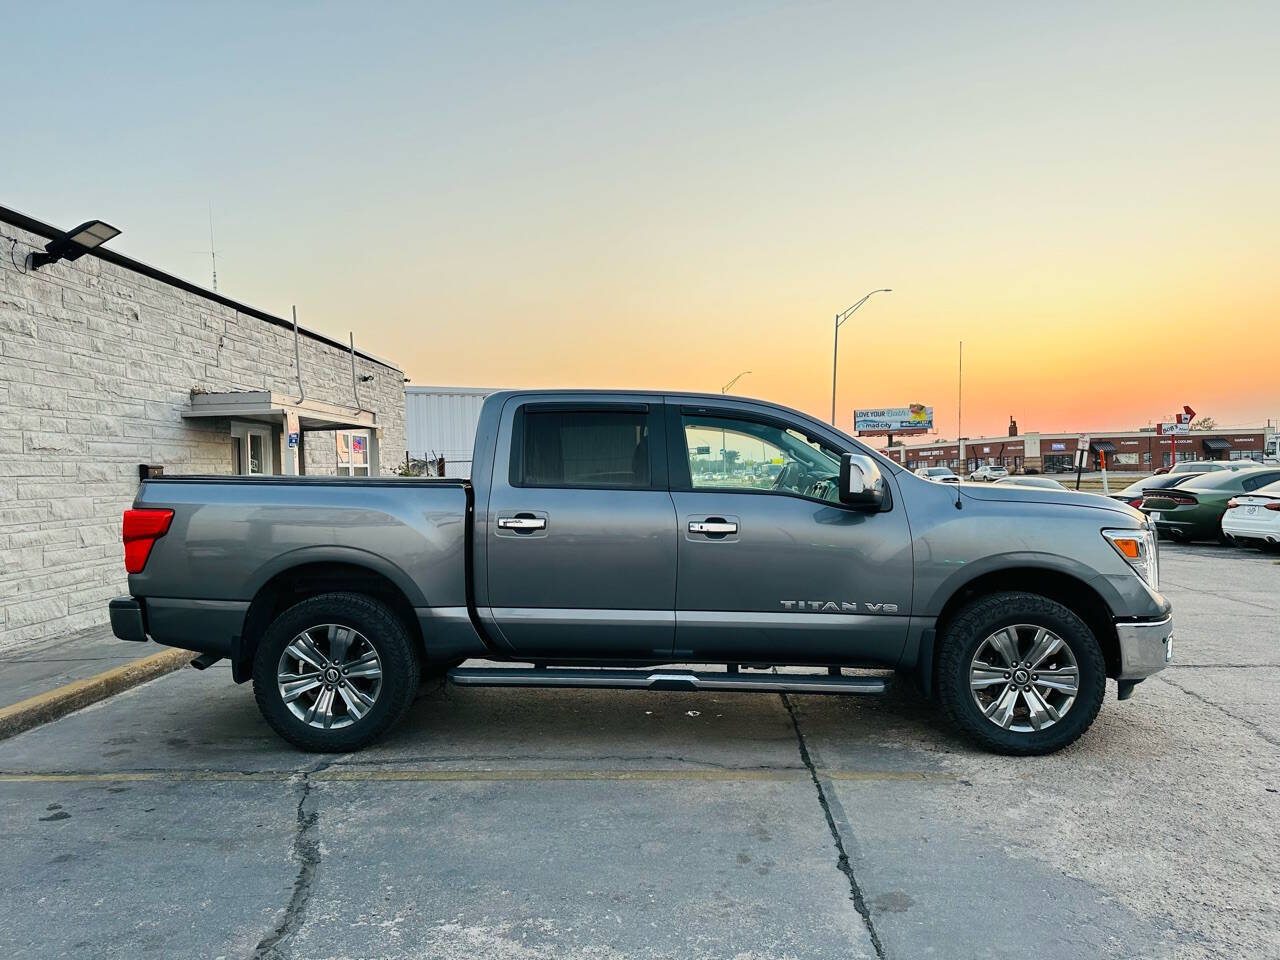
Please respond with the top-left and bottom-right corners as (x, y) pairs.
(0, 768), (954, 784)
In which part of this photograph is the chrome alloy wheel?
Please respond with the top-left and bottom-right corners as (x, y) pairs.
(277, 624), (383, 730)
(969, 624), (1079, 732)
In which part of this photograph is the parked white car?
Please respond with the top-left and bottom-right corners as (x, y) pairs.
(968, 464), (1010, 482)
(914, 466), (961, 484)
(1222, 478), (1280, 548)
(993, 475), (1066, 490)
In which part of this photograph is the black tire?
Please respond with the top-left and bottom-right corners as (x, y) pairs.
(936, 592), (1106, 756)
(252, 592), (420, 752)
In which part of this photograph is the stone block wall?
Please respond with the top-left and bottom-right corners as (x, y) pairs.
(0, 218), (405, 651)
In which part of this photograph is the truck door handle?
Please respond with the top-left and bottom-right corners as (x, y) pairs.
(498, 516), (547, 531)
(689, 520), (737, 534)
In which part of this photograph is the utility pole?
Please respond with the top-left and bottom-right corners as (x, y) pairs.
(957, 340), (964, 470)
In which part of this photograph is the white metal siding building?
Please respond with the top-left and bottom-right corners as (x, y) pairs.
(405, 386), (492, 477)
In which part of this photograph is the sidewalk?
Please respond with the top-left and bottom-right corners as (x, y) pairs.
(0, 625), (189, 739)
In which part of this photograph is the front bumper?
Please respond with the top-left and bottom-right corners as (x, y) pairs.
(1115, 615), (1173, 680)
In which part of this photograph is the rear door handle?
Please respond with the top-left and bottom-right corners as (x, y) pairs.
(689, 520), (738, 534)
(498, 517), (547, 531)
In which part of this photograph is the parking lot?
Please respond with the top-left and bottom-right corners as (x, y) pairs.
(0, 543), (1275, 960)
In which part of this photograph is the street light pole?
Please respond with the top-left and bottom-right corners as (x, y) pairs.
(721, 371), (751, 477)
(831, 289), (892, 425)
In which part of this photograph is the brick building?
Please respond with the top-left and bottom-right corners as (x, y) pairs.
(0, 204), (406, 652)
(885, 427), (1273, 474)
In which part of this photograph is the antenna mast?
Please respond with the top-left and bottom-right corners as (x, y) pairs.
(208, 205), (218, 292)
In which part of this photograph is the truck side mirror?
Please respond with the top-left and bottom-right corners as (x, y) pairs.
(840, 453), (886, 510)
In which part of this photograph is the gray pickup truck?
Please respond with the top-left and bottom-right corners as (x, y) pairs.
(110, 390), (1172, 755)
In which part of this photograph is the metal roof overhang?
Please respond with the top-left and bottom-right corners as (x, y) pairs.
(1091, 440), (1117, 453)
(181, 391), (377, 431)
(1202, 437), (1232, 450)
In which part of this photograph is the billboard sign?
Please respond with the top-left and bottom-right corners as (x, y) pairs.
(853, 404), (933, 436)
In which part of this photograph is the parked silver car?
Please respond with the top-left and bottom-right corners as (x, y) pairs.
(968, 464), (1010, 482)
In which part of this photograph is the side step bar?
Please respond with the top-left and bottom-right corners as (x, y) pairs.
(447, 666), (887, 696)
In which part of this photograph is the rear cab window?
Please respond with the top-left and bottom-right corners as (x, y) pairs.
(510, 404), (660, 489)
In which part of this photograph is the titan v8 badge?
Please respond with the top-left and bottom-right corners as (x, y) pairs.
(780, 601), (899, 614)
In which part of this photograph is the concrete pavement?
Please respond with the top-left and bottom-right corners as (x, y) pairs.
(0, 543), (1276, 959)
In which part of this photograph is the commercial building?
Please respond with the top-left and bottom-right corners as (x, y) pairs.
(885, 427), (1274, 474)
(0, 204), (406, 651)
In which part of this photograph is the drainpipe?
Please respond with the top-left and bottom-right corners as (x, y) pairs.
(349, 332), (361, 410)
(292, 306), (305, 402)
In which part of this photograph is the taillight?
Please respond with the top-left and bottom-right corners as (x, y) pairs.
(1266, 502), (1280, 512)
(1127, 498), (1143, 507)
(122, 509), (174, 574)
(1226, 499), (1239, 509)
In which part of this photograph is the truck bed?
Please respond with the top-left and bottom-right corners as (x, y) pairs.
(127, 475), (479, 664)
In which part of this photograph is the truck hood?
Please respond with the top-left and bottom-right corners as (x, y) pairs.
(958, 483), (1143, 520)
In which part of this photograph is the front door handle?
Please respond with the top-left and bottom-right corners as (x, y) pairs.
(689, 520), (738, 534)
(498, 517), (547, 531)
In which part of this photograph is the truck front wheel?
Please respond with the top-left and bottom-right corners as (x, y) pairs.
(252, 592), (420, 752)
(936, 592), (1106, 755)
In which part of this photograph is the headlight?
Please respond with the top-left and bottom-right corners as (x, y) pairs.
(1102, 526), (1159, 590)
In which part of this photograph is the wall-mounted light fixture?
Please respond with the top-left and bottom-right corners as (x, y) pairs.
(28, 220), (121, 271)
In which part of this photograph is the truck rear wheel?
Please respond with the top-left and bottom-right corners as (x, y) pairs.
(936, 592), (1106, 755)
(252, 592), (420, 752)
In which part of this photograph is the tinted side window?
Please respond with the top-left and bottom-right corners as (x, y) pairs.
(518, 410), (651, 488)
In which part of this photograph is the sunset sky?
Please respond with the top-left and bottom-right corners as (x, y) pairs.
(6, 1), (1277, 440)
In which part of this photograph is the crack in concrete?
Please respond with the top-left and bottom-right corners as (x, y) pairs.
(1157, 675), (1279, 748)
(780, 693), (887, 960)
(250, 760), (330, 960)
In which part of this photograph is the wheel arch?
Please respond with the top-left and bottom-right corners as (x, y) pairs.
(929, 567), (1121, 692)
(233, 561), (423, 683)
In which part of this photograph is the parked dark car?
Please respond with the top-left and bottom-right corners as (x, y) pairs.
(1141, 468), (1280, 542)
(1110, 473), (1196, 509)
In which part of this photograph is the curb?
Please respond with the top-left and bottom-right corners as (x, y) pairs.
(0, 647), (191, 742)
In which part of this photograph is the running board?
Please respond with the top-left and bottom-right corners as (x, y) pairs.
(446, 667), (888, 695)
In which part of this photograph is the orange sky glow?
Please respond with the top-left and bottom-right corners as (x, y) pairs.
(8, 2), (1277, 441)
